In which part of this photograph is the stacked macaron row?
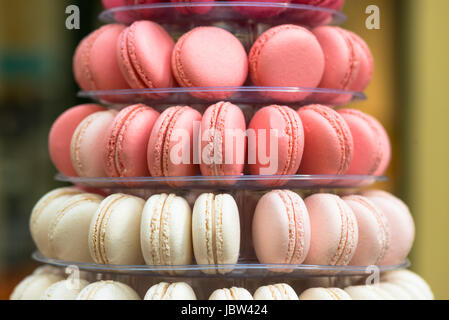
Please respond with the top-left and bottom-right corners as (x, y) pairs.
(102, 1), (345, 24)
(74, 20), (372, 103)
(30, 188), (241, 272)
(49, 103), (391, 180)
(11, 267), (433, 300)
(29, 187), (413, 269)
(253, 189), (415, 268)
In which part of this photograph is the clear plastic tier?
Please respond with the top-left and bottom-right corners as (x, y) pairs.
(99, 2), (346, 28)
(57, 174), (386, 192)
(78, 87), (366, 109)
(33, 252), (409, 279)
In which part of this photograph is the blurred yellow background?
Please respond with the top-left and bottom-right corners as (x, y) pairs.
(0, 0), (448, 299)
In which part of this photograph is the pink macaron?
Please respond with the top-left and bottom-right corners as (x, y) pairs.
(104, 104), (160, 178)
(252, 190), (311, 267)
(304, 193), (358, 266)
(102, 0), (164, 23)
(71, 110), (118, 177)
(230, 0), (291, 19)
(117, 21), (175, 94)
(200, 102), (247, 177)
(249, 24), (325, 102)
(147, 106), (202, 178)
(297, 105), (353, 175)
(343, 195), (390, 266)
(248, 105), (304, 177)
(172, 26), (248, 100)
(171, 0), (214, 15)
(49, 104), (106, 177)
(73, 24), (130, 91)
(311, 26), (373, 104)
(338, 109), (391, 176)
(362, 190), (415, 265)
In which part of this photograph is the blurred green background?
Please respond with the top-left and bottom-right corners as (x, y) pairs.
(0, 0), (448, 299)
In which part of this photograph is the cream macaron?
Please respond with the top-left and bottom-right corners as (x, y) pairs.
(141, 194), (192, 273)
(76, 281), (141, 300)
(30, 187), (82, 258)
(89, 194), (145, 265)
(144, 282), (197, 300)
(344, 285), (395, 300)
(375, 283), (413, 300)
(253, 284), (298, 300)
(299, 288), (352, 300)
(41, 279), (90, 300)
(10, 273), (64, 300)
(209, 287), (253, 300)
(192, 193), (240, 274)
(382, 269), (434, 300)
(49, 193), (104, 262)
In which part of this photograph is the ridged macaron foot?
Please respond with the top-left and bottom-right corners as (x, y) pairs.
(88, 194), (145, 265)
(362, 190), (415, 265)
(344, 285), (395, 300)
(144, 282), (197, 300)
(249, 24), (324, 102)
(192, 193), (241, 275)
(141, 194), (192, 273)
(299, 287), (352, 300)
(48, 104), (106, 177)
(73, 24), (130, 92)
(200, 102), (247, 178)
(172, 26), (248, 100)
(248, 105), (304, 182)
(298, 105), (354, 175)
(10, 274), (64, 300)
(253, 284), (298, 300)
(30, 188), (82, 258)
(252, 190), (311, 270)
(343, 195), (390, 266)
(230, 0), (290, 19)
(117, 21), (175, 93)
(147, 106), (202, 182)
(104, 104), (160, 178)
(209, 287), (253, 300)
(304, 193), (358, 266)
(76, 281), (141, 300)
(41, 279), (90, 300)
(338, 109), (391, 176)
(70, 110), (118, 178)
(48, 193), (104, 262)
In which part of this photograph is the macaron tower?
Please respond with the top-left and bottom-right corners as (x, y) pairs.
(11, 1), (434, 301)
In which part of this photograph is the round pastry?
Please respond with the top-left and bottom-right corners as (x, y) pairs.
(144, 282), (197, 300)
(299, 287), (352, 300)
(76, 281), (140, 300)
(253, 284), (298, 300)
(209, 287), (253, 300)
(41, 279), (90, 300)
(10, 274), (64, 300)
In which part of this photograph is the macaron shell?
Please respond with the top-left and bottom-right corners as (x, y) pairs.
(304, 193), (358, 266)
(362, 190), (415, 265)
(76, 281), (141, 300)
(10, 274), (64, 300)
(253, 284), (298, 300)
(299, 287), (352, 300)
(141, 194), (193, 269)
(249, 25), (325, 102)
(49, 104), (106, 177)
(49, 193), (104, 262)
(172, 27), (248, 99)
(89, 194), (145, 265)
(200, 102), (247, 177)
(375, 283), (412, 300)
(338, 109), (391, 175)
(41, 279), (90, 300)
(105, 104), (160, 177)
(298, 105), (354, 175)
(148, 106), (202, 178)
(346, 30), (374, 92)
(71, 110), (118, 178)
(252, 190), (310, 265)
(382, 270), (434, 300)
(209, 287), (253, 300)
(343, 195), (390, 266)
(248, 105), (304, 176)
(30, 188), (82, 258)
(144, 282), (197, 300)
(344, 285), (395, 300)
